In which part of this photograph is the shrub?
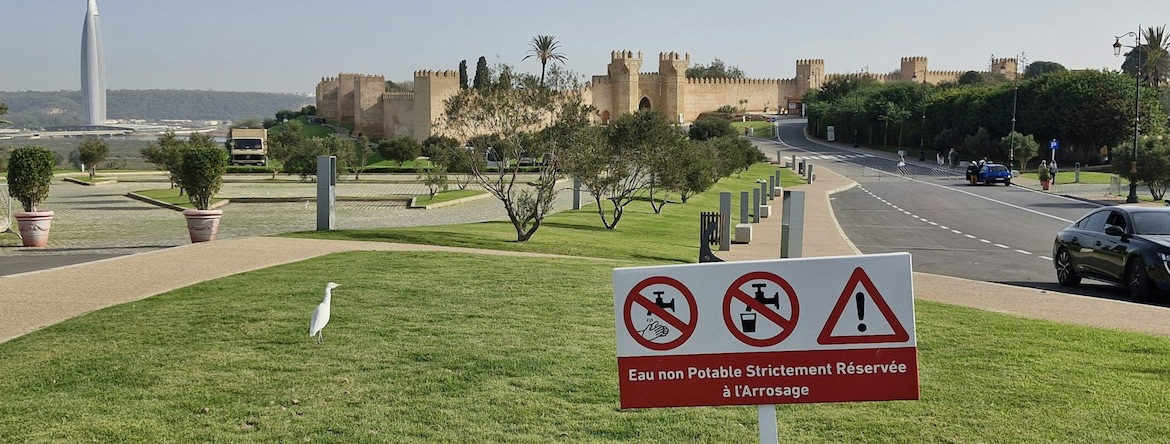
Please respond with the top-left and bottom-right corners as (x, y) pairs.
(6, 146), (55, 212)
(178, 146), (228, 210)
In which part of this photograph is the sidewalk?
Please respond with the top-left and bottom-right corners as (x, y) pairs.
(4, 158), (1170, 344)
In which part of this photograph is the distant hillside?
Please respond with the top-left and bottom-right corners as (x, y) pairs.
(0, 90), (313, 128)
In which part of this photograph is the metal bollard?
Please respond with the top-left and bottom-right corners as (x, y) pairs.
(719, 192), (731, 252)
(807, 164), (814, 184)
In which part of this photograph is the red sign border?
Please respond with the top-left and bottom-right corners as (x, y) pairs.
(623, 276), (699, 351)
(817, 267), (910, 345)
(722, 271), (800, 347)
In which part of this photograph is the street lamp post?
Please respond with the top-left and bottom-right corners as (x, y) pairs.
(999, 54), (1025, 171)
(1114, 26), (1143, 203)
(912, 71), (927, 161)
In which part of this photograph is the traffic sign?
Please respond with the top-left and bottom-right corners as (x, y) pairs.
(1050, 139), (1059, 150)
(722, 271), (799, 347)
(817, 267), (910, 345)
(613, 253), (917, 409)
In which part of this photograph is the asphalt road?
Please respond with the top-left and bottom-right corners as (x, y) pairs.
(769, 119), (1154, 304)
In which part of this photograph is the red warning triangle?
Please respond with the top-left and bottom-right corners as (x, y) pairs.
(817, 267), (909, 345)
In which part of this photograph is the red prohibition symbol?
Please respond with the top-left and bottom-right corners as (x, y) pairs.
(722, 271), (799, 347)
(624, 276), (698, 351)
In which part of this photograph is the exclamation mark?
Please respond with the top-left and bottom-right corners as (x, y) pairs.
(856, 292), (866, 332)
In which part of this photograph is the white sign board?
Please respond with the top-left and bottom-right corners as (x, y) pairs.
(613, 253), (918, 409)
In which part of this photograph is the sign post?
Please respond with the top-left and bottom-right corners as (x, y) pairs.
(613, 253), (918, 439)
(1050, 139), (1059, 163)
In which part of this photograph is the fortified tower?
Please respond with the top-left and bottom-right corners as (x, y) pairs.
(794, 59), (825, 95)
(900, 57), (929, 82)
(412, 70), (461, 141)
(658, 52), (689, 123)
(352, 74), (386, 138)
(315, 76), (341, 121)
(336, 73), (360, 128)
(990, 57), (1019, 80)
(608, 50), (644, 117)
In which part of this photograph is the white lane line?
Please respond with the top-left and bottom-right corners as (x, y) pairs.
(980, 239), (992, 243)
(939, 225), (948, 229)
(1039, 256), (1052, 261)
(964, 234), (975, 238)
(953, 230), (964, 234)
(929, 222), (938, 226)
(994, 243), (1010, 249)
(1015, 249), (1032, 255)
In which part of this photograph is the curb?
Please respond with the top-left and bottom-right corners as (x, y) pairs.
(63, 177), (118, 186)
(125, 192), (230, 212)
(409, 191), (491, 209)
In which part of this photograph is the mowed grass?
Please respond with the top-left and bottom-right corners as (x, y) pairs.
(1016, 170), (1117, 185)
(410, 189), (485, 206)
(2, 252), (1170, 442)
(284, 163), (803, 263)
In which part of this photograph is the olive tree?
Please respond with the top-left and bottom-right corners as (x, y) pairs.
(438, 64), (592, 241)
(78, 138), (109, 181)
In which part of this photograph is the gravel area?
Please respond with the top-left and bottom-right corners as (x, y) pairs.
(0, 173), (578, 257)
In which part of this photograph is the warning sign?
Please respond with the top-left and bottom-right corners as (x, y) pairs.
(622, 276), (698, 351)
(722, 272), (799, 347)
(818, 267), (909, 345)
(613, 252), (918, 409)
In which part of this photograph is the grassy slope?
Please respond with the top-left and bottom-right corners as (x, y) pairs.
(3, 163), (1170, 442)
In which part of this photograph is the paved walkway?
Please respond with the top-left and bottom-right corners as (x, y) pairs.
(4, 147), (1170, 343)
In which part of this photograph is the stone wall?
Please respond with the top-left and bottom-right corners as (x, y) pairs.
(381, 92), (414, 139)
(412, 70), (460, 141)
(353, 74), (386, 139)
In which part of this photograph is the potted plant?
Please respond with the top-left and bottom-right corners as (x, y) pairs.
(1038, 162), (1052, 191)
(177, 146), (228, 243)
(6, 146), (56, 247)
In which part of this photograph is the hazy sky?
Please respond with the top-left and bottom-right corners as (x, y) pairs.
(1, 0), (1167, 94)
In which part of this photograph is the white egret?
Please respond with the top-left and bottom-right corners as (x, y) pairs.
(309, 282), (340, 344)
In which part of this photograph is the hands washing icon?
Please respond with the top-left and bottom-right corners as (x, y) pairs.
(638, 320), (670, 342)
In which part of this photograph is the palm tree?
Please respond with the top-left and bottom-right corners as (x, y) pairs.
(1141, 25), (1170, 87)
(523, 35), (567, 86)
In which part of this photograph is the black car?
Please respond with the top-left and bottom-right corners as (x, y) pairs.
(1053, 206), (1170, 300)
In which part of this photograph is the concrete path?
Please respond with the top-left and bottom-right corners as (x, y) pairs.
(4, 150), (1170, 344)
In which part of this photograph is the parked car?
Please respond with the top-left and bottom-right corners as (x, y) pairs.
(967, 163), (1012, 185)
(1053, 206), (1170, 300)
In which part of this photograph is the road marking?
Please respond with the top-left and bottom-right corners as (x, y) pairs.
(994, 243), (1010, 249)
(1039, 256), (1052, 261)
(980, 239), (991, 243)
(964, 234), (975, 238)
(939, 225), (948, 229)
(1015, 250), (1032, 255)
(928, 222), (938, 226)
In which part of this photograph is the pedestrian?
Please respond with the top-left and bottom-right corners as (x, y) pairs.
(937, 152), (943, 166)
(1049, 160), (1058, 183)
(948, 148), (958, 169)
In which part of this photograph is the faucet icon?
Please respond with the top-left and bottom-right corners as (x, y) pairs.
(648, 291), (675, 315)
(746, 283), (780, 312)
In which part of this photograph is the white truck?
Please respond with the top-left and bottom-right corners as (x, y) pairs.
(229, 128), (268, 166)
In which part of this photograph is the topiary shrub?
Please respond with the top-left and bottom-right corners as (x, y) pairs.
(179, 146), (228, 210)
(6, 146), (55, 212)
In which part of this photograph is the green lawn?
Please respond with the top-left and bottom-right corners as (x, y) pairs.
(1015, 170), (1117, 185)
(410, 189), (484, 206)
(2, 252), (1170, 442)
(731, 121), (777, 139)
(267, 116), (334, 138)
(5, 162), (1170, 441)
(285, 163), (801, 262)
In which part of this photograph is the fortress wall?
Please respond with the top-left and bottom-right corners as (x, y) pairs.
(412, 70), (461, 142)
(316, 76), (340, 121)
(584, 82), (614, 124)
(382, 92), (414, 139)
(683, 78), (783, 121)
(353, 74), (386, 139)
(337, 73), (359, 128)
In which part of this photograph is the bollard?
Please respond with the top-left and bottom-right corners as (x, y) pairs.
(791, 155), (797, 171)
(316, 156), (336, 231)
(798, 159), (805, 175)
(806, 164), (814, 184)
(719, 192), (731, 251)
(758, 181), (772, 218)
(572, 177), (582, 210)
(752, 188), (761, 223)
(768, 175), (776, 200)
(781, 190), (806, 258)
(1074, 162), (1081, 183)
(735, 191), (752, 244)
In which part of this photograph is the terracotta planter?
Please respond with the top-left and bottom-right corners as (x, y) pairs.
(1041, 180), (1051, 191)
(182, 209), (223, 243)
(14, 210), (54, 247)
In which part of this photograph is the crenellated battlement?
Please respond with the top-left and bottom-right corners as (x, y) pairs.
(658, 51), (690, 61)
(414, 69), (459, 78)
(383, 92), (414, 100)
(611, 50), (643, 61)
(685, 77), (782, 85)
(795, 59), (825, 66)
(900, 56), (928, 63)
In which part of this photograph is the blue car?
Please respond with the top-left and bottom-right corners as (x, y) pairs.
(970, 163), (1012, 186)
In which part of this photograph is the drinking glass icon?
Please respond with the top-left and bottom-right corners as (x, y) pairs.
(740, 313), (757, 333)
